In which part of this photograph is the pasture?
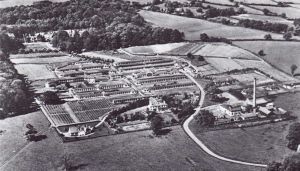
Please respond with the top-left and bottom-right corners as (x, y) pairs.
(254, 6), (300, 18)
(204, 57), (243, 72)
(139, 10), (284, 40)
(234, 41), (300, 77)
(194, 43), (259, 60)
(235, 0), (277, 5)
(11, 56), (79, 64)
(123, 42), (187, 55)
(14, 64), (56, 80)
(230, 72), (275, 85)
(232, 14), (293, 25)
(2, 126), (260, 171)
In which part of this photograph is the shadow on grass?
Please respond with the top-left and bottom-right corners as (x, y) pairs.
(155, 128), (172, 137)
(33, 134), (48, 142)
(67, 163), (89, 171)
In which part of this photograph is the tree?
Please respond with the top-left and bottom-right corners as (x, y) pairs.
(263, 8), (271, 15)
(282, 153), (300, 171)
(291, 64), (298, 76)
(195, 110), (215, 127)
(264, 34), (272, 40)
(187, 52), (194, 59)
(150, 115), (164, 135)
(267, 161), (282, 171)
(152, 0), (160, 5)
(200, 33), (209, 42)
(258, 50), (265, 56)
(283, 32), (293, 40)
(286, 123), (300, 150)
(40, 91), (62, 104)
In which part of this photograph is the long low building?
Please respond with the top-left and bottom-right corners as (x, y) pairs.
(118, 61), (176, 71)
(114, 58), (172, 67)
(136, 74), (187, 84)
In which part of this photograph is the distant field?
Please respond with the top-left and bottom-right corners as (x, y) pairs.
(240, 5), (265, 15)
(10, 52), (66, 59)
(190, 92), (300, 164)
(235, 0), (277, 5)
(123, 42), (187, 55)
(11, 56), (79, 64)
(234, 41), (300, 76)
(81, 51), (128, 62)
(15, 64), (56, 80)
(139, 10), (284, 40)
(205, 0), (234, 5)
(194, 43), (259, 60)
(232, 14), (293, 25)
(254, 6), (300, 18)
(0, 0), (69, 8)
(24, 42), (56, 51)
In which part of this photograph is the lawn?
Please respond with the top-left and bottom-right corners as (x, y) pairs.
(2, 126), (262, 171)
(190, 92), (300, 164)
(139, 10), (284, 40)
(14, 64), (56, 80)
(233, 41), (300, 76)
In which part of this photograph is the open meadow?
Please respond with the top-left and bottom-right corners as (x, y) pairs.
(139, 10), (284, 40)
(24, 42), (56, 51)
(14, 64), (56, 80)
(254, 6), (300, 18)
(190, 92), (300, 164)
(1, 126), (261, 171)
(232, 14), (293, 25)
(234, 41), (300, 76)
(11, 56), (79, 64)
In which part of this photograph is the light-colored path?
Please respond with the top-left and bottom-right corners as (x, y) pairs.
(182, 71), (268, 168)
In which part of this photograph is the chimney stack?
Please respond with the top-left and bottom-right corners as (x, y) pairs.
(253, 78), (256, 113)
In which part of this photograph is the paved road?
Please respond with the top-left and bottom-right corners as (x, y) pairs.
(182, 71), (268, 168)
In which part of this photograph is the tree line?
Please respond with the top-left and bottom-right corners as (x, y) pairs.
(237, 19), (289, 34)
(0, 0), (184, 49)
(0, 32), (32, 118)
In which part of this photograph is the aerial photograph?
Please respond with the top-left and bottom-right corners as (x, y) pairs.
(0, 0), (300, 170)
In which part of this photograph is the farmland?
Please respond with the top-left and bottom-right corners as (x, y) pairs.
(232, 14), (293, 25)
(235, 0), (277, 5)
(24, 42), (56, 51)
(254, 6), (300, 18)
(139, 10), (284, 40)
(234, 41), (300, 77)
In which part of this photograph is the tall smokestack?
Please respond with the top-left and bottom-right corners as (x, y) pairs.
(253, 78), (256, 110)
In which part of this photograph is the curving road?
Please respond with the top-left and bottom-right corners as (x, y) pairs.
(182, 70), (268, 168)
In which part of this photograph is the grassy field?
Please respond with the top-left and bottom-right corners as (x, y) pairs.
(2, 125), (262, 171)
(190, 92), (300, 164)
(232, 14), (293, 25)
(139, 10), (284, 40)
(123, 42), (187, 55)
(24, 42), (56, 51)
(254, 6), (300, 18)
(235, 0), (277, 4)
(233, 41), (300, 76)
(15, 64), (56, 80)
(11, 56), (79, 64)
(0, 111), (51, 167)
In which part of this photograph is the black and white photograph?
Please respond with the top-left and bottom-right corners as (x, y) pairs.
(0, 0), (300, 170)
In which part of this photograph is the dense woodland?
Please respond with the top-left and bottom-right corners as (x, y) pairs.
(0, 0), (184, 52)
(0, 32), (32, 118)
